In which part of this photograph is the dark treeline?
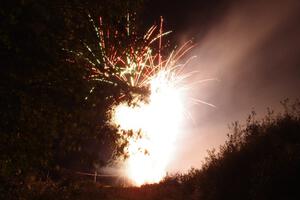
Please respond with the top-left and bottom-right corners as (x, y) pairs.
(0, 0), (143, 197)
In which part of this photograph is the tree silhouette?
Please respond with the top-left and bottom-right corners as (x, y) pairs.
(0, 1), (144, 198)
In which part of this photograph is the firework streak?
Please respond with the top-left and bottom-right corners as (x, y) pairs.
(64, 14), (213, 186)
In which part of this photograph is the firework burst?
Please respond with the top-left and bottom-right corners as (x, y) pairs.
(65, 13), (214, 186)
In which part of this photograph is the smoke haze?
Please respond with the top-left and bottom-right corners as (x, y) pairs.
(147, 0), (300, 172)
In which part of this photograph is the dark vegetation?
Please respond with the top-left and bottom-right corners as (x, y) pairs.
(1, 0), (300, 199)
(133, 100), (300, 200)
(2, 96), (300, 199)
(0, 0), (143, 198)
(1, 0), (143, 181)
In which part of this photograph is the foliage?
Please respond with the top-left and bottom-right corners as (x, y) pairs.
(0, 0), (144, 185)
(144, 99), (300, 200)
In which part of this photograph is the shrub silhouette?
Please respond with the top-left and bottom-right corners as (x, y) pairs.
(153, 99), (300, 200)
(65, 99), (299, 200)
(118, 100), (300, 200)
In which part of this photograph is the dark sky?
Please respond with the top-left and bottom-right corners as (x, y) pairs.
(141, 0), (230, 40)
(143, 0), (300, 172)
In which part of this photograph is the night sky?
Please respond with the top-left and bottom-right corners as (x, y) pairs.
(143, 0), (300, 171)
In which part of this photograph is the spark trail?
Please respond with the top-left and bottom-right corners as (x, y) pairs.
(65, 14), (214, 186)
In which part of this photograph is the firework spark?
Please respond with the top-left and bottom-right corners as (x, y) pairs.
(66, 14), (213, 186)
(110, 38), (195, 185)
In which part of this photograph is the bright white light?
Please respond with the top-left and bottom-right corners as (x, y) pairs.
(113, 70), (184, 186)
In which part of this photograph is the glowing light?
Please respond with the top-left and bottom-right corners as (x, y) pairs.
(65, 14), (215, 186)
(113, 70), (184, 186)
